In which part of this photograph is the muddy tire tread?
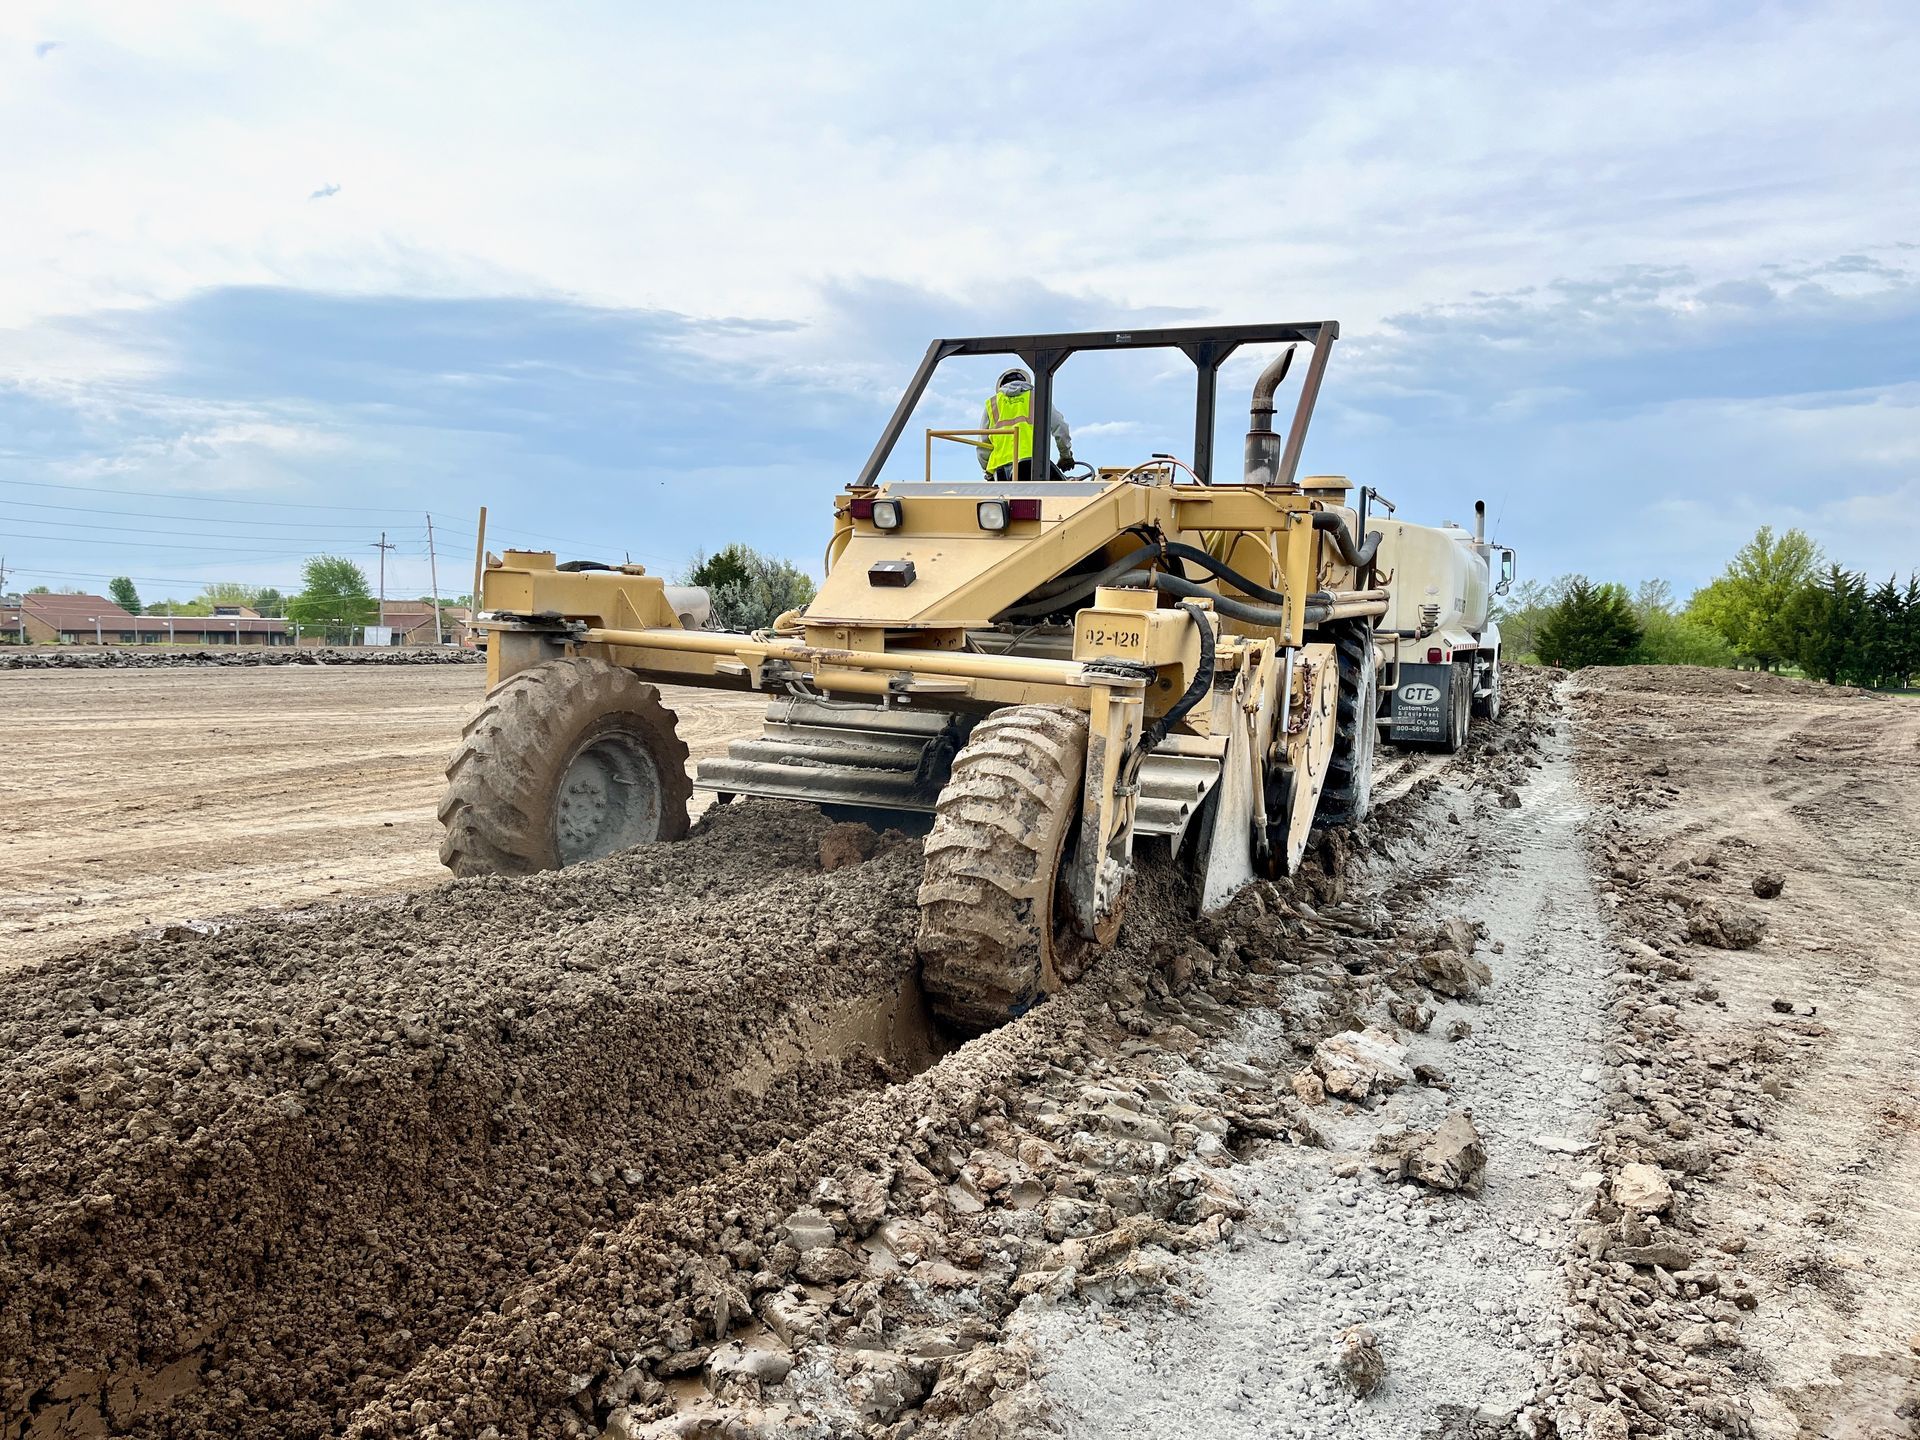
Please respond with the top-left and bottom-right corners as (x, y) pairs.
(1319, 620), (1377, 826)
(438, 656), (691, 877)
(917, 705), (1086, 1031)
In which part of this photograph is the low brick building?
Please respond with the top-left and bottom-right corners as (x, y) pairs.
(7, 593), (290, 646)
(375, 604), (470, 646)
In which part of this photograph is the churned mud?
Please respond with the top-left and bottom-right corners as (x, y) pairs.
(12, 663), (1905, 1440)
(2, 804), (933, 1438)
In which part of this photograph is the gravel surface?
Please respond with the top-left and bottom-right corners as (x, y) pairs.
(1033, 677), (1611, 1436)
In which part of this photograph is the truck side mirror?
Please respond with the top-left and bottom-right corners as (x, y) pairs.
(1496, 549), (1516, 595)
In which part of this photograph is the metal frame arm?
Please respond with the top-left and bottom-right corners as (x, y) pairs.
(853, 322), (1339, 489)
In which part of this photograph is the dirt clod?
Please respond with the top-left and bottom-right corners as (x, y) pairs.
(1335, 1325), (1386, 1396)
(1686, 897), (1768, 949)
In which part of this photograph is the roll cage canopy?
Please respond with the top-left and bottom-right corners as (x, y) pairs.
(855, 321), (1340, 491)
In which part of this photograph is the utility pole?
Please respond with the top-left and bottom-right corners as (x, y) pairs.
(425, 513), (445, 646)
(372, 532), (396, 635)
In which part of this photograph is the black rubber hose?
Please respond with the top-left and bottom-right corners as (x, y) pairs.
(1311, 511), (1382, 570)
(1157, 540), (1290, 606)
(1135, 601), (1216, 762)
(1004, 527), (1352, 623)
(1000, 545), (1161, 619)
(1115, 570), (1332, 628)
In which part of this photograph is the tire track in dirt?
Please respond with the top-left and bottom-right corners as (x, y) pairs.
(1558, 668), (1919, 1438)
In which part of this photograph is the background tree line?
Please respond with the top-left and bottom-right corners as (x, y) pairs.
(1502, 526), (1919, 688)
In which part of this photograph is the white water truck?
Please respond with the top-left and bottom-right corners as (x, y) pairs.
(1368, 499), (1515, 751)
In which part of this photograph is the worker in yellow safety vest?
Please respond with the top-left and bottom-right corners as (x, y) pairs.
(978, 367), (1074, 482)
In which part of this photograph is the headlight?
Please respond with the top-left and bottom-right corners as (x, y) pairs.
(977, 500), (1008, 531)
(871, 498), (903, 530)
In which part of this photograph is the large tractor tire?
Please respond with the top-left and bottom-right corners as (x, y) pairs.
(439, 656), (691, 877)
(1318, 620), (1378, 827)
(917, 705), (1103, 1031)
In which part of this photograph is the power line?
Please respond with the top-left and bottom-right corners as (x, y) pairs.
(0, 510), (379, 541)
(1, 528), (346, 554)
(0, 476), (419, 513)
(12, 565), (310, 589)
(0, 496), (393, 531)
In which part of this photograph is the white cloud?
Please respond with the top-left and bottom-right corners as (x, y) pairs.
(4, 2), (1918, 337)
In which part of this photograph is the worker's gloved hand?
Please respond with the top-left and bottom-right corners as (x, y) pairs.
(1058, 452), (1075, 469)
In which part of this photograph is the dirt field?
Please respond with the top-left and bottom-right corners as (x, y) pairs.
(0, 667), (765, 970)
(1, 664), (1915, 1440)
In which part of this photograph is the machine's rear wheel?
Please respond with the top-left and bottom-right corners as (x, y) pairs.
(1318, 620), (1377, 827)
(439, 655), (691, 877)
(917, 705), (1100, 1031)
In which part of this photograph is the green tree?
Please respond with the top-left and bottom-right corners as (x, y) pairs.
(27, 585), (49, 594)
(199, 581), (261, 609)
(1863, 575), (1906, 689)
(1786, 565), (1867, 685)
(1624, 578), (1733, 667)
(1493, 576), (1573, 662)
(149, 597), (213, 617)
(287, 555), (378, 642)
(684, 544), (816, 632)
(1688, 526), (1821, 671)
(253, 587), (286, 618)
(107, 577), (142, 614)
(1901, 575), (1920, 690)
(1535, 577), (1643, 670)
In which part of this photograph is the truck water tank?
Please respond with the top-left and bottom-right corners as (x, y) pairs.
(1366, 519), (1490, 641)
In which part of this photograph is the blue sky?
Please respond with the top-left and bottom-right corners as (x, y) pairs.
(2, 1), (1916, 601)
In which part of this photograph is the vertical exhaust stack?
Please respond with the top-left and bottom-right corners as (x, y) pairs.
(1474, 500), (1486, 544)
(1242, 346), (1297, 486)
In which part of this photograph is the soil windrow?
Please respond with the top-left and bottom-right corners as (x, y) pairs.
(0, 803), (929, 1439)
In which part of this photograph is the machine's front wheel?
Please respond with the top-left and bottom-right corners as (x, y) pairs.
(917, 705), (1105, 1031)
(439, 656), (691, 877)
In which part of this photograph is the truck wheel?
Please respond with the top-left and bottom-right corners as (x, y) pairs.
(917, 706), (1108, 1031)
(1319, 620), (1377, 825)
(1442, 659), (1472, 754)
(1472, 652), (1502, 721)
(439, 656), (691, 876)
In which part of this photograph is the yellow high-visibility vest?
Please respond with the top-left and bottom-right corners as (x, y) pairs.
(985, 389), (1034, 471)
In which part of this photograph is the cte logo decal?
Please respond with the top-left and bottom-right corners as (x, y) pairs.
(1400, 683), (1442, 706)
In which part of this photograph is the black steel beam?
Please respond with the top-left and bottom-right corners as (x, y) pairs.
(854, 322), (1338, 489)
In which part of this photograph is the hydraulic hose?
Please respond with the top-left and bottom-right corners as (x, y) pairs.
(1114, 569), (1334, 628)
(1003, 537), (1283, 621)
(1311, 511), (1382, 570)
(1001, 545), (1161, 619)
(1133, 601), (1216, 765)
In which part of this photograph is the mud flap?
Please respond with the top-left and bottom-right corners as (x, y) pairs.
(1282, 647), (1341, 872)
(1200, 699), (1257, 913)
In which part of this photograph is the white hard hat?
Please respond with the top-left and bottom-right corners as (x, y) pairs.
(998, 367), (1030, 387)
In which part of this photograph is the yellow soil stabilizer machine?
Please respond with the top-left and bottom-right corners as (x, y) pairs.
(444, 323), (1395, 1028)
